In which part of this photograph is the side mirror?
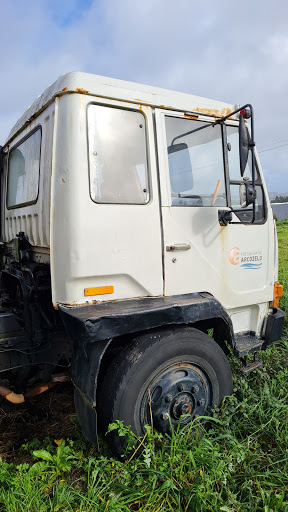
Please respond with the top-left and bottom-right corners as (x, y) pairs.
(239, 183), (256, 208)
(239, 115), (250, 177)
(168, 142), (188, 155)
(167, 142), (193, 193)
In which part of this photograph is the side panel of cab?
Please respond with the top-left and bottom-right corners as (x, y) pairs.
(1, 103), (55, 262)
(50, 94), (163, 306)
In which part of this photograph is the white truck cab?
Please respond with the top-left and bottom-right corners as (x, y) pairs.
(0, 72), (284, 454)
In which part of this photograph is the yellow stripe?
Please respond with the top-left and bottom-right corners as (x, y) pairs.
(84, 286), (114, 296)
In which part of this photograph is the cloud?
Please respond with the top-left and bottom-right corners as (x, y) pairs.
(0, 0), (287, 191)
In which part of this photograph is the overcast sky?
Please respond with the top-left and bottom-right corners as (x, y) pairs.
(1, 0), (287, 193)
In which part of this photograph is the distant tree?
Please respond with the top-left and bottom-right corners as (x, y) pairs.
(271, 196), (288, 203)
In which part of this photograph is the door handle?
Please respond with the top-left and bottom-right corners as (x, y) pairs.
(166, 244), (191, 252)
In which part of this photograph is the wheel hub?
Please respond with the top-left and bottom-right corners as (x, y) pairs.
(140, 361), (211, 434)
(172, 392), (194, 419)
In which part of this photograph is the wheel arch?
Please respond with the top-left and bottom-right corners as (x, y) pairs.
(61, 293), (234, 446)
(99, 317), (232, 384)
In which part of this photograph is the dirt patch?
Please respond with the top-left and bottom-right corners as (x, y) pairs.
(0, 382), (77, 463)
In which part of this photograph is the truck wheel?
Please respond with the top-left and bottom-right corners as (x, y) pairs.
(98, 327), (233, 456)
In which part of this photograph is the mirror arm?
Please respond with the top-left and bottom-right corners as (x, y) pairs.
(218, 103), (251, 123)
(247, 104), (256, 223)
(219, 207), (255, 225)
(219, 104), (256, 223)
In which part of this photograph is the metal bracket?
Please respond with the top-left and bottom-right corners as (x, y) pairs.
(218, 210), (232, 226)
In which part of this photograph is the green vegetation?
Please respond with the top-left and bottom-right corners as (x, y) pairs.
(277, 220), (288, 313)
(0, 223), (287, 511)
(271, 196), (288, 203)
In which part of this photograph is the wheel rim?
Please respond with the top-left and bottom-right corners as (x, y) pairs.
(140, 361), (211, 434)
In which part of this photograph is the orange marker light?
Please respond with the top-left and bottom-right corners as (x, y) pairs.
(84, 286), (114, 297)
(272, 282), (283, 308)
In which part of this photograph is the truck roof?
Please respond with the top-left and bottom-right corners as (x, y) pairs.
(5, 71), (236, 145)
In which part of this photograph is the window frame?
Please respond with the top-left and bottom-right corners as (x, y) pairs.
(162, 112), (267, 225)
(86, 102), (151, 206)
(6, 125), (42, 210)
(164, 114), (228, 208)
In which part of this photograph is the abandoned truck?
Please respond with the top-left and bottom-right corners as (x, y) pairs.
(0, 72), (284, 454)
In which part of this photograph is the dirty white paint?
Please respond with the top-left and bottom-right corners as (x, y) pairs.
(1, 73), (276, 337)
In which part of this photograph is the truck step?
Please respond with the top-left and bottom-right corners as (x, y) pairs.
(234, 333), (263, 358)
(240, 358), (263, 375)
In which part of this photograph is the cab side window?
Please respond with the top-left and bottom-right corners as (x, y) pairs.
(7, 128), (41, 209)
(88, 105), (149, 204)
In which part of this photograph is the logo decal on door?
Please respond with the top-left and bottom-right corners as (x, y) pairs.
(229, 247), (240, 265)
(229, 248), (262, 269)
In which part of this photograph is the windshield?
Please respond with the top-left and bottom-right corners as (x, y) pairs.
(165, 116), (226, 207)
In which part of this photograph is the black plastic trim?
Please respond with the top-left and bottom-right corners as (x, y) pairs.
(263, 308), (285, 348)
(59, 292), (234, 349)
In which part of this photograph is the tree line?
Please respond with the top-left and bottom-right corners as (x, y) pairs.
(271, 196), (288, 203)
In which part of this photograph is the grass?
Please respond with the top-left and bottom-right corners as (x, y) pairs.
(277, 219), (288, 312)
(0, 222), (287, 511)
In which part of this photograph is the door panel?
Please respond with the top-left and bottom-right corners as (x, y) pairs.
(51, 96), (163, 306)
(155, 109), (274, 311)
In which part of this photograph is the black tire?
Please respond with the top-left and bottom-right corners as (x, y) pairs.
(98, 326), (233, 456)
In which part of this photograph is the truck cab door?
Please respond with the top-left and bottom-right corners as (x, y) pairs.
(155, 109), (274, 332)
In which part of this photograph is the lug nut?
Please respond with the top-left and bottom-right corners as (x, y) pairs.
(198, 399), (205, 406)
(162, 413), (169, 420)
(165, 395), (173, 403)
(178, 384), (185, 391)
(192, 385), (199, 393)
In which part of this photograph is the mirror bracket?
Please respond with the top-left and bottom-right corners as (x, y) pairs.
(219, 103), (256, 223)
(218, 210), (232, 226)
(240, 183), (256, 208)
